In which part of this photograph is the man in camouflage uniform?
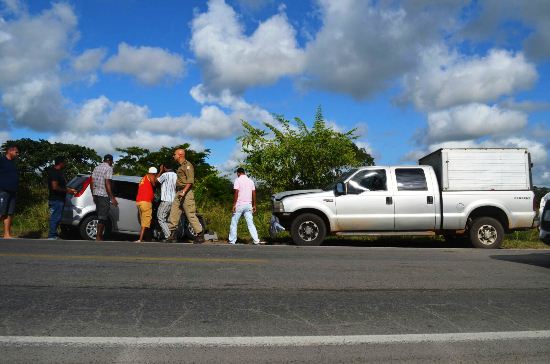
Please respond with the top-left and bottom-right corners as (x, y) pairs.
(166, 148), (204, 243)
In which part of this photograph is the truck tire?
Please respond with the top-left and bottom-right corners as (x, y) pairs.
(79, 215), (110, 240)
(290, 213), (326, 246)
(469, 217), (504, 249)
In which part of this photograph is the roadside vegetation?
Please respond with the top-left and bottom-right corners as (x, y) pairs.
(2, 108), (549, 249)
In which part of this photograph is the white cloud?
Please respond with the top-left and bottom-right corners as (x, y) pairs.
(461, 0), (550, 61)
(190, 83), (275, 124)
(0, 130), (9, 145)
(1, 0), (25, 16)
(190, 0), (305, 94)
(68, 95), (243, 152)
(302, 0), (464, 99)
(403, 48), (537, 111)
(217, 145), (247, 176)
(423, 103), (527, 144)
(499, 98), (550, 113)
(103, 43), (185, 85)
(0, 2), (76, 130)
(72, 48), (106, 73)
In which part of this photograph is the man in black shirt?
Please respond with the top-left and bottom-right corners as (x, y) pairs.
(47, 157), (76, 240)
(0, 143), (19, 239)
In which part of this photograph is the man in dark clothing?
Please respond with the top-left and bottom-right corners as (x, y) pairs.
(0, 144), (20, 239)
(47, 157), (77, 240)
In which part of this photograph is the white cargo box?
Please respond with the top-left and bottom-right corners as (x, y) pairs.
(419, 148), (532, 191)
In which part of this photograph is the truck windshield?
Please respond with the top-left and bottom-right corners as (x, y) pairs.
(324, 169), (358, 191)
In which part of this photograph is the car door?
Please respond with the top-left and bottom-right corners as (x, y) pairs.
(391, 167), (437, 230)
(335, 168), (394, 231)
(111, 180), (140, 233)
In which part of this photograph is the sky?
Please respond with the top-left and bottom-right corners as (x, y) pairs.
(1, 0), (549, 184)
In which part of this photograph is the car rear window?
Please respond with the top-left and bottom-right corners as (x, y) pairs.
(67, 176), (90, 190)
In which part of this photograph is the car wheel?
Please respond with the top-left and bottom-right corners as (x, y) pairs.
(79, 215), (111, 240)
(290, 213), (326, 246)
(184, 215), (206, 240)
(469, 217), (504, 249)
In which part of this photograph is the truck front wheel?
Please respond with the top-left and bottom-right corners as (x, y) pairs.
(291, 213), (326, 246)
(469, 217), (504, 249)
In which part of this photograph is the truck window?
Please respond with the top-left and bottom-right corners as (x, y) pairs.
(395, 168), (428, 191)
(347, 169), (387, 194)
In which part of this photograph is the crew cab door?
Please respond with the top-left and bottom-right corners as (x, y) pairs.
(391, 167), (437, 230)
(335, 168), (394, 231)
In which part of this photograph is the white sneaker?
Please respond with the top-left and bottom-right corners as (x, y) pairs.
(254, 241), (266, 245)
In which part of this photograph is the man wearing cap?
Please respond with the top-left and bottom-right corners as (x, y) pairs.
(166, 148), (204, 243)
(91, 154), (118, 241)
(135, 167), (157, 243)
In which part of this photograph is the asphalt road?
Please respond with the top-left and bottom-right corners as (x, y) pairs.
(1, 239), (550, 363)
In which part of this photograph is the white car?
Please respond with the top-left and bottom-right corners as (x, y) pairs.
(60, 174), (205, 240)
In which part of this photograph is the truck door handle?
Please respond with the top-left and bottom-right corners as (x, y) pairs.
(386, 197), (393, 205)
(427, 196), (434, 204)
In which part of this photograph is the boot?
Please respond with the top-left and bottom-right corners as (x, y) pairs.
(165, 231), (177, 243)
(193, 232), (205, 244)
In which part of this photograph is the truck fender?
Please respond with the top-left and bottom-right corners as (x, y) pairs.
(463, 200), (511, 230)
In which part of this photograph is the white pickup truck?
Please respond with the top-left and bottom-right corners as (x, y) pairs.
(270, 148), (538, 248)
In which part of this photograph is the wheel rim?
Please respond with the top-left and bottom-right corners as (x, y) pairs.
(298, 220), (319, 242)
(477, 224), (497, 245)
(86, 219), (98, 239)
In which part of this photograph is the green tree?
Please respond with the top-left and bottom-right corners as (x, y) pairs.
(114, 144), (232, 205)
(1, 138), (101, 183)
(114, 144), (215, 177)
(238, 107), (374, 193)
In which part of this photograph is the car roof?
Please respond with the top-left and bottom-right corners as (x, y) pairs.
(77, 174), (142, 183)
(112, 175), (142, 183)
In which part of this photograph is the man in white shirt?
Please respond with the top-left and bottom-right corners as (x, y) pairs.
(156, 164), (177, 240)
(228, 168), (264, 245)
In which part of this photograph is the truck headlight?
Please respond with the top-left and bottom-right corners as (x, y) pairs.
(273, 200), (284, 212)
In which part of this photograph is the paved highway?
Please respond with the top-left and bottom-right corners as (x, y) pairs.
(1, 239), (550, 362)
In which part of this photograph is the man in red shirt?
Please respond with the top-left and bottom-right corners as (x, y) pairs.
(135, 167), (157, 242)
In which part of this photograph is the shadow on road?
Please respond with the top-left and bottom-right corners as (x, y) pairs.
(490, 252), (550, 269)
(270, 236), (468, 249)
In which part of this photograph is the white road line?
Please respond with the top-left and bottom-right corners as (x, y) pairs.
(2, 331), (550, 347)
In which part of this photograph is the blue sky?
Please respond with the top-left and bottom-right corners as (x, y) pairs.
(1, 0), (549, 184)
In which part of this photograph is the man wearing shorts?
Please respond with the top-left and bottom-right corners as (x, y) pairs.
(135, 167), (157, 243)
(0, 143), (20, 239)
(91, 154), (118, 241)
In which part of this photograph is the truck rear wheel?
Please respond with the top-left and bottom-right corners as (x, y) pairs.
(469, 217), (504, 249)
(291, 213), (326, 246)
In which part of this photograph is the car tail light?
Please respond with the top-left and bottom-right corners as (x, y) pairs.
(74, 177), (91, 197)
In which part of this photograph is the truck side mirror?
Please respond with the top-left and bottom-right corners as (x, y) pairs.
(335, 182), (346, 196)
